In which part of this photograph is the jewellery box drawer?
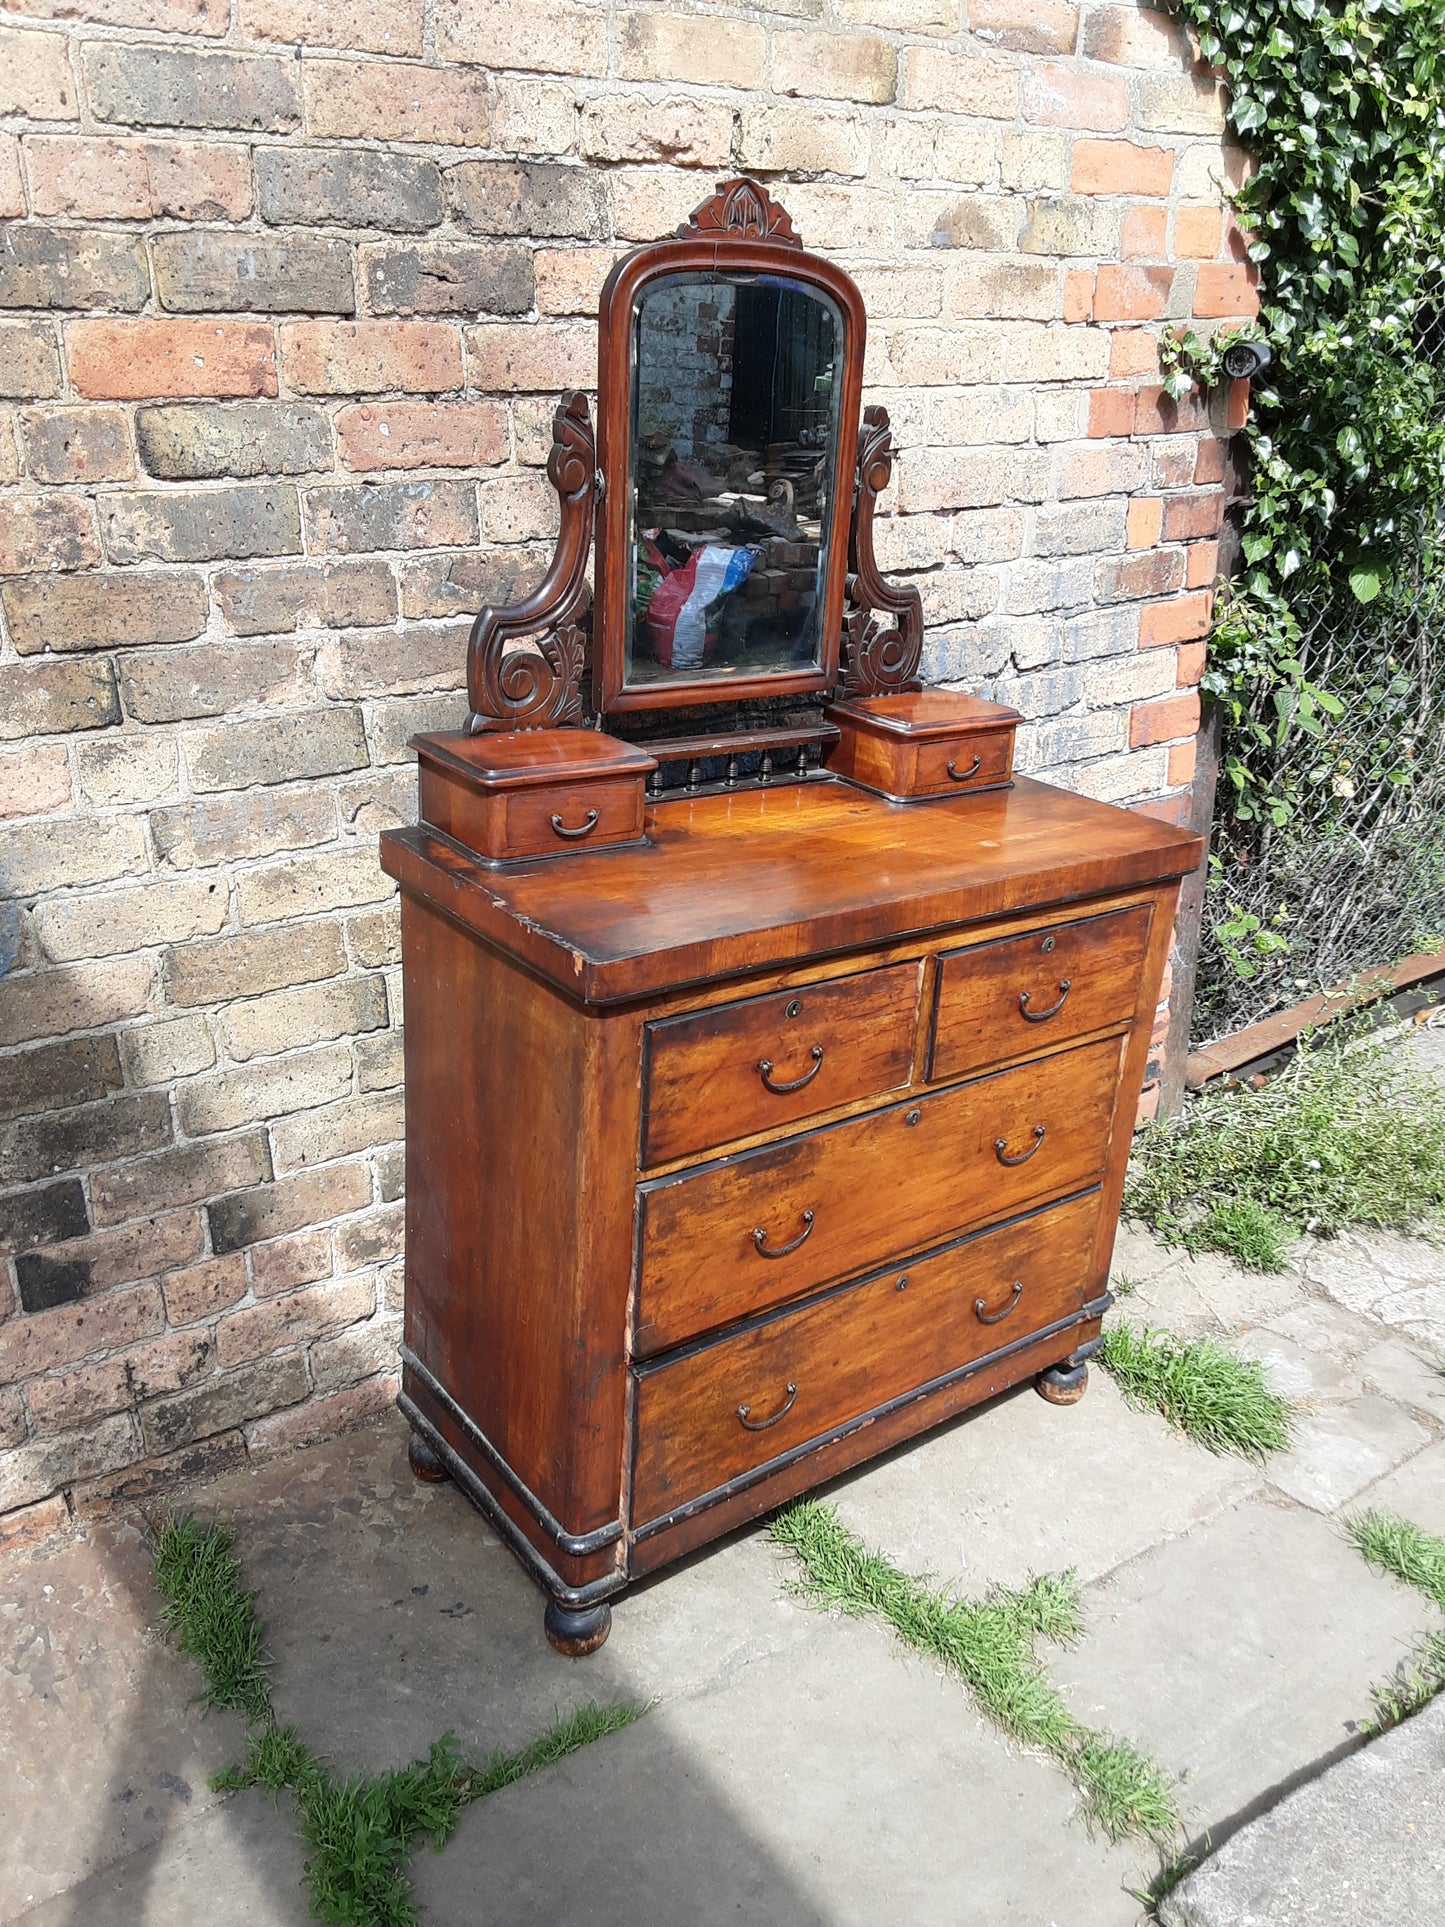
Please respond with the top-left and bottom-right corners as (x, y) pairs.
(641, 961), (921, 1166)
(930, 904), (1153, 1083)
(634, 1033), (1121, 1355)
(631, 1189), (1103, 1526)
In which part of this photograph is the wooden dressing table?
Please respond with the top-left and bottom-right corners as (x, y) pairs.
(381, 181), (1203, 1653)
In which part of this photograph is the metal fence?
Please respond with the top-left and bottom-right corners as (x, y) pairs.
(1193, 555), (1445, 1044)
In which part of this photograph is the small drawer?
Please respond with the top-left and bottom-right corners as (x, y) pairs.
(414, 728), (655, 865)
(825, 691), (1020, 802)
(930, 904), (1153, 1083)
(641, 962), (921, 1167)
(631, 1190), (1103, 1525)
(634, 1033), (1121, 1354)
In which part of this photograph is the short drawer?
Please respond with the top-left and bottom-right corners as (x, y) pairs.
(495, 776), (645, 860)
(634, 1032), (1121, 1354)
(641, 962), (921, 1167)
(930, 904), (1152, 1084)
(631, 1190), (1103, 1525)
(909, 729), (1014, 797)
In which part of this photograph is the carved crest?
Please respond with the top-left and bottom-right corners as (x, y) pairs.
(840, 406), (924, 697)
(676, 178), (803, 248)
(466, 393), (596, 733)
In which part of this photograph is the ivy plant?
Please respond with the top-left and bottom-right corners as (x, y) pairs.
(1168, 0), (1445, 815)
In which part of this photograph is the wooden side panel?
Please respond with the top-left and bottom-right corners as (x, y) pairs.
(635, 1033), (1122, 1353)
(641, 959), (920, 1166)
(632, 1190), (1102, 1524)
(930, 903), (1153, 1083)
(399, 895), (640, 1553)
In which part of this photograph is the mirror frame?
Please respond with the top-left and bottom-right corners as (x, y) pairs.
(592, 180), (867, 716)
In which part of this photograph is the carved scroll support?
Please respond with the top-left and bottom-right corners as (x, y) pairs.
(840, 405), (924, 699)
(466, 391), (596, 734)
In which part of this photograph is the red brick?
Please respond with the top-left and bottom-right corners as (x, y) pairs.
(1127, 495), (1162, 548)
(1087, 386), (1133, 437)
(1175, 205), (1222, 258)
(1139, 591), (1212, 646)
(1122, 205), (1167, 258)
(1110, 328), (1159, 378)
(1023, 64), (1129, 131)
(1094, 265), (1173, 321)
(1227, 377), (1250, 430)
(336, 398), (508, 470)
(1194, 438), (1227, 484)
(0, 1494), (71, 1553)
(1133, 384), (1210, 435)
(1098, 547), (1186, 600)
(1168, 738), (1198, 785)
(1134, 792), (1193, 826)
(1071, 140), (1173, 196)
(1176, 640), (1207, 685)
(1131, 690), (1200, 746)
(162, 1252), (249, 1326)
(27, 137), (251, 221)
(1186, 540), (1219, 588)
(1062, 269), (1094, 322)
(278, 321), (463, 395)
(1161, 491), (1224, 541)
(67, 321), (277, 400)
(1136, 1081), (1161, 1126)
(1194, 263), (1259, 317)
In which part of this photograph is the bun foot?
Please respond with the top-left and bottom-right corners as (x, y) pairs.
(1036, 1359), (1089, 1405)
(408, 1429), (451, 1483)
(544, 1598), (612, 1657)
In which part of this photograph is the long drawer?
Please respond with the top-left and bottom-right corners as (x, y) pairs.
(930, 903), (1152, 1083)
(634, 1032), (1121, 1355)
(641, 960), (920, 1167)
(632, 1189), (1104, 1526)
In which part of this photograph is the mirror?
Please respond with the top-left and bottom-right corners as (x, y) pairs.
(623, 271), (846, 693)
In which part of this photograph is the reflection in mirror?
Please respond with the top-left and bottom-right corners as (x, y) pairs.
(626, 271), (845, 690)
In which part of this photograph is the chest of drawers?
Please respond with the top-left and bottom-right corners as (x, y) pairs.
(381, 773), (1202, 1654)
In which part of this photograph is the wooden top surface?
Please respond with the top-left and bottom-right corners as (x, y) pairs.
(414, 727), (657, 790)
(826, 691), (1023, 740)
(381, 774), (1204, 1006)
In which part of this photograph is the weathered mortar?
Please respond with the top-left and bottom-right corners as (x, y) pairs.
(0, 0), (1254, 1534)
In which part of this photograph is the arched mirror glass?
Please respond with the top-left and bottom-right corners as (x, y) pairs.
(623, 270), (846, 693)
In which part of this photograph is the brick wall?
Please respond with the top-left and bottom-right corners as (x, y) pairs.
(0, 0), (1254, 1535)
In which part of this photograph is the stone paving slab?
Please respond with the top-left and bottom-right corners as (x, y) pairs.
(829, 1371), (1261, 1595)
(1354, 1436), (1445, 1536)
(0, 1521), (246, 1922)
(1049, 1497), (1436, 1834)
(1159, 1696), (1445, 1927)
(412, 1614), (1149, 1927)
(1262, 1396), (1431, 1514)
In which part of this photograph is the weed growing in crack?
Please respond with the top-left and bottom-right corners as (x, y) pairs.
(1125, 1025), (1445, 1268)
(1099, 1325), (1293, 1461)
(1346, 1509), (1445, 1730)
(154, 1513), (643, 1927)
(769, 1498), (1180, 1845)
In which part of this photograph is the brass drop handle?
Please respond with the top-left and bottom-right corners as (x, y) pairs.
(974, 1279), (1024, 1325)
(550, 809), (599, 840)
(995, 1125), (1046, 1167)
(947, 754), (982, 782)
(1019, 979), (1072, 1022)
(738, 1382), (798, 1431)
(757, 1045), (824, 1094)
(753, 1210), (815, 1258)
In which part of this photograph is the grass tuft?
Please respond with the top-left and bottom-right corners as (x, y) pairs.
(154, 1511), (643, 1927)
(154, 1513), (272, 1724)
(1126, 1025), (1445, 1268)
(1100, 1324), (1293, 1460)
(770, 1498), (1180, 1845)
(1346, 1509), (1445, 1729)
